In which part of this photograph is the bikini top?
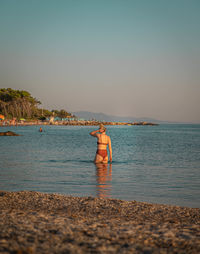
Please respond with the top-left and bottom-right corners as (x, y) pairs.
(97, 141), (108, 145)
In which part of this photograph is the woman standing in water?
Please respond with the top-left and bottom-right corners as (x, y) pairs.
(90, 124), (112, 164)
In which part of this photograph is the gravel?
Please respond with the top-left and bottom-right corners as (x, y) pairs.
(0, 191), (199, 253)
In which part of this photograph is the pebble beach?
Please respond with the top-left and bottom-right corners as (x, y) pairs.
(0, 191), (199, 254)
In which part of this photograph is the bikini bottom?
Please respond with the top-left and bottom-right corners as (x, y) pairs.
(96, 149), (108, 159)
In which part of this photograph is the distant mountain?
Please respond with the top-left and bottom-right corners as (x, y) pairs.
(73, 111), (168, 123)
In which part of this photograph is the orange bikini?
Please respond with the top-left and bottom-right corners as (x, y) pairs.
(96, 149), (108, 159)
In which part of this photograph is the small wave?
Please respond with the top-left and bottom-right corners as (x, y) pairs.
(79, 160), (94, 163)
(48, 159), (57, 163)
(41, 159), (134, 165)
(111, 160), (134, 164)
(62, 159), (94, 164)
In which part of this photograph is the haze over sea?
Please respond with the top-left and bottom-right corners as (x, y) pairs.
(0, 124), (200, 208)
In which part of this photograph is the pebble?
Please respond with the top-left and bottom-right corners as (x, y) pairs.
(0, 190), (200, 253)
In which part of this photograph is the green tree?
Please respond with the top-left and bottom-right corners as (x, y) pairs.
(0, 88), (41, 119)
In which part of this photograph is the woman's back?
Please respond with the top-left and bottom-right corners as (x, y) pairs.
(97, 134), (109, 145)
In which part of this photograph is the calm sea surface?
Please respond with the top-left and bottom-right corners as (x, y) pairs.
(0, 124), (200, 208)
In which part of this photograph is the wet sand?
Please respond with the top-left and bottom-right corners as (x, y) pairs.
(0, 191), (199, 253)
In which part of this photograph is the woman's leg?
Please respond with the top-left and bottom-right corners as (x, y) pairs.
(102, 156), (108, 164)
(94, 153), (103, 163)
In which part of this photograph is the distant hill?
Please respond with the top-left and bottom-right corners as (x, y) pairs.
(73, 111), (168, 123)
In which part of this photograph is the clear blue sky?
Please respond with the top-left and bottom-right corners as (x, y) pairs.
(0, 0), (200, 123)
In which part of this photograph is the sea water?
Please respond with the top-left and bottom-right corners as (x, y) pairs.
(0, 124), (200, 208)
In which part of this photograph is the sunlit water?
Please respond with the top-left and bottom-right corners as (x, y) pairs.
(0, 124), (200, 208)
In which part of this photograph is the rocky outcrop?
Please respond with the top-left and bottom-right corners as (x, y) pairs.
(0, 131), (20, 136)
(133, 121), (159, 126)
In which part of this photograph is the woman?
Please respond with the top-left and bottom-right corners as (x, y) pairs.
(90, 124), (112, 164)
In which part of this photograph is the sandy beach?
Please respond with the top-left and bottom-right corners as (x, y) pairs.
(0, 191), (199, 253)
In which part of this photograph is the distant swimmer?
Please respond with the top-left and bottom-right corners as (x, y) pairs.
(39, 127), (43, 132)
(90, 124), (112, 164)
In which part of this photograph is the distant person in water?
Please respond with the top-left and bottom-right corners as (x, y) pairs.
(90, 124), (112, 164)
(39, 127), (43, 132)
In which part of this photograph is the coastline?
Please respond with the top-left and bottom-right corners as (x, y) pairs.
(0, 191), (199, 253)
(0, 120), (159, 127)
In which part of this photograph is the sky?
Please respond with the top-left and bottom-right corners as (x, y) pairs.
(0, 0), (200, 123)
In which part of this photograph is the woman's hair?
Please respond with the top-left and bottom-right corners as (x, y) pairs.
(99, 123), (106, 132)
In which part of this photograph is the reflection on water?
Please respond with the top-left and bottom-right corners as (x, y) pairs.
(95, 163), (112, 198)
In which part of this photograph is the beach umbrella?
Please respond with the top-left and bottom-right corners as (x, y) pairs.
(0, 114), (5, 120)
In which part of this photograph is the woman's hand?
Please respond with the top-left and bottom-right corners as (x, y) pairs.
(90, 129), (100, 137)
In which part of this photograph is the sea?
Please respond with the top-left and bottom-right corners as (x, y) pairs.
(0, 124), (200, 208)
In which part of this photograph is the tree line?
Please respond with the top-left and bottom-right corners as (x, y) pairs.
(0, 88), (72, 120)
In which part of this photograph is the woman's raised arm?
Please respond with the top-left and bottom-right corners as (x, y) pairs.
(90, 129), (100, 137)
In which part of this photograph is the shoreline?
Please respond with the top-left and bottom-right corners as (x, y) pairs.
(0, 191), (199, 253)
(0, 120), (159, 127)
